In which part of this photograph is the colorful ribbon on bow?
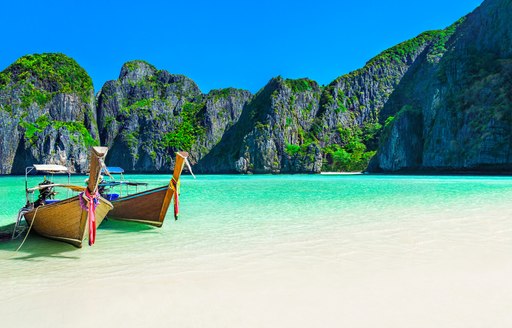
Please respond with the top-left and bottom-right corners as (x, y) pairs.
(171, 179), (179, 220)
(79, 189), (99, 246)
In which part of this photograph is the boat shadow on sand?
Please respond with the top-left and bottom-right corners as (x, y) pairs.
(0, 223), (80, 260)
(0, 220), (159, 260)
(99, 218), (159, 233)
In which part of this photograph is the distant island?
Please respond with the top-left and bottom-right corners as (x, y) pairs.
(0, 0), (510, 175)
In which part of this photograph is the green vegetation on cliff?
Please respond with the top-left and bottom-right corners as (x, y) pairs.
(0, 53), (100, 174)
(283, 78), (317, 93)
(321, 123), (381, 171)
(163, 102), (205, 151)
(124, 60), (156, 72)
(0, 53), (93, 107)
(364, 17), (464, 69)
(19, 114), (98, 147)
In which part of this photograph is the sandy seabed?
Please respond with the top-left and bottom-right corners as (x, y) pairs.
(1, 211), (511, 328)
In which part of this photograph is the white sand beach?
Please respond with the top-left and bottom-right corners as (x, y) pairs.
(1, 175), (511, 327)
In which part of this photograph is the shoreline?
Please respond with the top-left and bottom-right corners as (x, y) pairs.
(320, 171), (363, 175)
(4, 171), (512, 177)
(5, 167), (512, 177)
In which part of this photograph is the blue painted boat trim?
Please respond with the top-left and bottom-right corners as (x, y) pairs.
(113, 186), (168, 202)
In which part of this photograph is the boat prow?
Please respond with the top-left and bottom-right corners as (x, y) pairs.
(105, 151), (189, 226)
(22, 146), (113, 247)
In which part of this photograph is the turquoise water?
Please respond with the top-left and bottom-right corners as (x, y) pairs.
(1, 174), (511, 240)
(1, 174), (512, 326)
(1, 174), (512, 257)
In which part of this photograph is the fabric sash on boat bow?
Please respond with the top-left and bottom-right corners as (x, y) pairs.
(170, 155), (195, 221)
(170, 178), (180, 220)
(79, 189), (99, 246)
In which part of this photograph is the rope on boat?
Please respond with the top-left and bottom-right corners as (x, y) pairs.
(12, 208), (28, 240)
(101, 161), (114, 180)
(0, 206), (39, 260)
(184, 157), (196, 179)
(14, 206), (39, 253)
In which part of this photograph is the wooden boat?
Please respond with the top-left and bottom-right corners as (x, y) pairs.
(21, 147), (113, 247)
(101, 152), (189, 227)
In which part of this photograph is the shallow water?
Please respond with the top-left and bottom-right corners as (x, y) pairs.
(1, 174), (512, 327)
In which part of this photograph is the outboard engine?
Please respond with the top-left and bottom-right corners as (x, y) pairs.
(34, 179), (56, 207)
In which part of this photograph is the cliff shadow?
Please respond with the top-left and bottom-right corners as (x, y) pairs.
(195, 79), (279, 173)
(11, 137), (36, 175)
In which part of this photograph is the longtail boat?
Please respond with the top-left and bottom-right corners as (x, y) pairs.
(101, 152), (189, 227)
(17, 147), (113, 247)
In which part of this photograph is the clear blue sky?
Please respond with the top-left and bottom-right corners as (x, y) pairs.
(0, 0), (483, 94)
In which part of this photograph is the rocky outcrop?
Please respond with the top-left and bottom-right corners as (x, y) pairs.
(0, 53), (97, 174)
(97, 60), (201, 172)
(197, 77), (323, 173)
(243, 78), (323, 173)
(97, 61), (252, 172)
(370, 0), (512, 172)
(368, 106), (424, 171)
(194, 88), (252, 162)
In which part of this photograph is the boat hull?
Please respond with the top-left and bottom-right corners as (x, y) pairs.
(105, 151), (188, 227)
(107, 186), (172, 227)
(24, 195), (113, 248)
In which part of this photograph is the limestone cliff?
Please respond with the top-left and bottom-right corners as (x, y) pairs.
(96, 60), (251, 172)
(197, 77), (323, 173)
(370, 0), (512, 172)
(0, 53), (97, 174)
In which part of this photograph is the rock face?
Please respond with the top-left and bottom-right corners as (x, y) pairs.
(96, 60), (251, 172)
(369, 0), (512, 172)
(195, 88), (252, 163)
(97, 60), (200, 172)
(0, 53), (97, 174)
(197, 77), (323, 173)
